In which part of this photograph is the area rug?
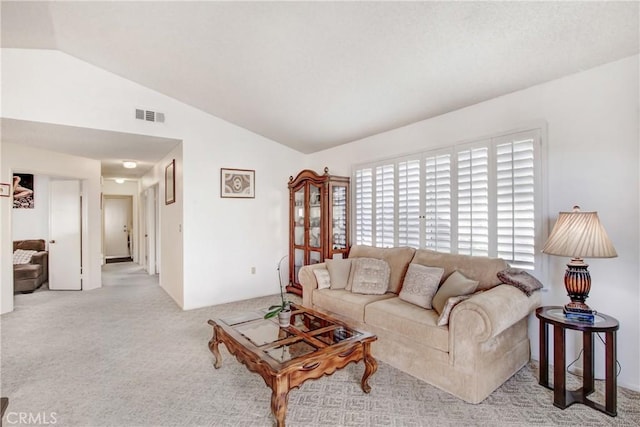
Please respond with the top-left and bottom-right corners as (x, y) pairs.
(1, 264), (638, 426)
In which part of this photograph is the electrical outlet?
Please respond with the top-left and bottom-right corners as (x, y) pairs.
(251, 267), (256, 274)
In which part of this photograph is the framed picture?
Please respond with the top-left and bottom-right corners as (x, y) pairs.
(13, 173), (34, 209)
(0, 183), (10, 197)
(221, 168), (255, 198)
(165, 159), (175, 205)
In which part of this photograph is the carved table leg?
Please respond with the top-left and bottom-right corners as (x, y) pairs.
(270, 376), (290, 427)
(208, 326), (222, 369)
(361, 342), (378, 393)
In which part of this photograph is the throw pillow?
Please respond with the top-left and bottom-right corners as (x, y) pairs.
(313, 269), (331, 290)
(350, 258), (390, 295)
(325, 258), (352, 290)
(437, 295), (472, 327)
(432, 270), (479, 314)
(398, 264), (444, 309)
(13, 249), (37, 265)
(497, 268), (544, 296)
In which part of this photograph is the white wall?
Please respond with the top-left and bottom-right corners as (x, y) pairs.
(12, 174), (50, 241)
(308, 55), (640, 391)
(102, 179), (140, 263)
(1, 48), (305, 312)
(1, 143), (102, 313)
(141, 145), (184, 307)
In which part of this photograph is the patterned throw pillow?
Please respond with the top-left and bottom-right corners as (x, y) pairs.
(350, 258), (390, 295)
(497, 268), (543, 296)
(437, 295), (472, 326)
(313, 269), (332, 290)
(326, 258), (352, 289)
(432, 270), (479, 314)
(13, 249), (37, 265)
(398, 264), (444, 309)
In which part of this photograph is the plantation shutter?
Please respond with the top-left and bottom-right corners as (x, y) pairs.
(496, 134), (536, 269)
(457, 146), (489, 256)
(375, 164), (395, 247)
(424, 153), (452, 252)
(355, 168), (373, 246)
(353, 128), (541, 271)
(398, 159), (421, 248)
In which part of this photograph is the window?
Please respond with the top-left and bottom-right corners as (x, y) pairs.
(354, 168), (373, 246)
(424, 153), (451, 252)
(353, 129), (542, 270)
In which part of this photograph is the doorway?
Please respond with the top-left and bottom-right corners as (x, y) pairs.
(103, 195), (133, 263)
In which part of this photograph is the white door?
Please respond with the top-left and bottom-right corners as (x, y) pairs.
(104, 197), (132, 258)
(49, 180), (82, 290)
(144, 187), (157, 275)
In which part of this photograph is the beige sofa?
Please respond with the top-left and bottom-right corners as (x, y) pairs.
(299, 245), (541, 404)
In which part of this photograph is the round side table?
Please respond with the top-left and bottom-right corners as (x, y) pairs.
(536, 306), (619, 416)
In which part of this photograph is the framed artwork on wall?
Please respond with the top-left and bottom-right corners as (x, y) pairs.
(13, 173), (34, 208)
(0, 183), (10, 197)
(220, 168), (255, 198)
(165, 159), (175, 205)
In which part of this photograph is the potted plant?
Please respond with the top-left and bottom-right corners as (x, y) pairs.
(265, 256), (292, 327)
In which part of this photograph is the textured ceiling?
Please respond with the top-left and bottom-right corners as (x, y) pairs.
(2, 1), (639, 154)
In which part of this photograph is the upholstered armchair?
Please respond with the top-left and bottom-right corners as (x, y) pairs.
(13, 239), (48, 293)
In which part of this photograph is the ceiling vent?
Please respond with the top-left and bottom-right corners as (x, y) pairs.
(135, 108), (165, 123)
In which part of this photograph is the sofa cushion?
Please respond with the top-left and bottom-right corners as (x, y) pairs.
(351, 258), (390, 295)
(313, 289), (395, 322)
(432, 270), (479, 314)
(437, 295), (472, 326)
(14, 264), (43, 280)
(313, 269), (331, 289)
(365, 298), (449, 353)
(398, 264), (443, 309)
(13, 249), (37, 265)
(411, 249), (508, 291)
(325, 258), (352, 289)
(348, 245), (415, 294)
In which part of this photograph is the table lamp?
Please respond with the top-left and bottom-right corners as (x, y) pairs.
(542, 206), (617, 312)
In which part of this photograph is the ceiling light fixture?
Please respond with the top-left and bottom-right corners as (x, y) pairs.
(122, 161), (137, 169)
(115, 178), (125, 184)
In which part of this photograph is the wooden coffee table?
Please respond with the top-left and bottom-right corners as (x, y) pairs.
(207, 304), (377, 427)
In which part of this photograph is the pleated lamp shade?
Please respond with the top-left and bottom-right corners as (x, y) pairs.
(543, 206), (617, 259)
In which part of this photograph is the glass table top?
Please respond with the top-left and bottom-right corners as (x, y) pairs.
(219, 305), (363, 363)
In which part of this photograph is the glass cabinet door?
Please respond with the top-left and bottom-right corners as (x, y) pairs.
(309, 251), (322, 265)
(294, 248), (305, 285)
(331, 185), (347, 251)
(308, 184), (322, 248)
(293, 188), (305, 246)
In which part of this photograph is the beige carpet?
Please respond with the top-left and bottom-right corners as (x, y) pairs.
(1, 263), (639, 426)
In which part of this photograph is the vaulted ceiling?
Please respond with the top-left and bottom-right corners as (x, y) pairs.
(2, 1), (639, 156)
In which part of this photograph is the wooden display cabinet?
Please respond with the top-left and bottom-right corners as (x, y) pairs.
(286, 168), (350, 296)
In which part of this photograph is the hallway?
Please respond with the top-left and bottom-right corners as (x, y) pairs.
(102, 261), (158, 287)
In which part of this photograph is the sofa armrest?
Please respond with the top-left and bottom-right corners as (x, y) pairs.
(30, 251), (47, 265)
(30, 251), (48, 280)
(299, 263), (328, 307)
(450, 285), (541, 343)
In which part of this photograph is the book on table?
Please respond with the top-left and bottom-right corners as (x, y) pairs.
(563, 311), (595, 323)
